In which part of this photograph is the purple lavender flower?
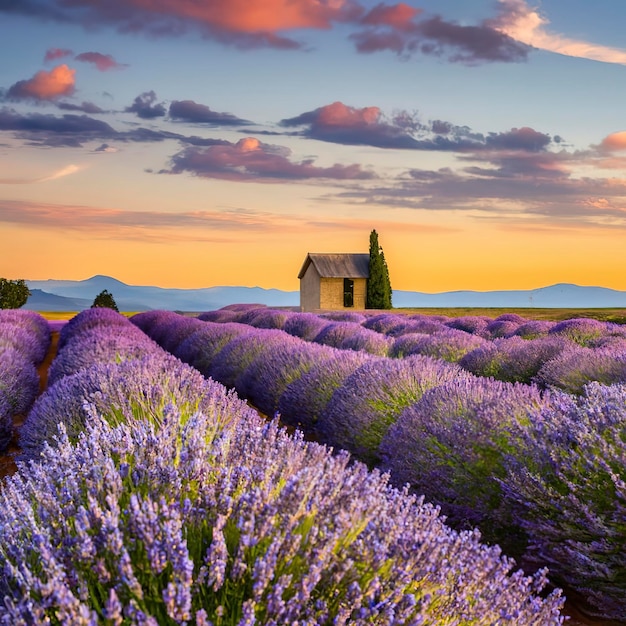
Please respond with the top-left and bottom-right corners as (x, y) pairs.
(459, 335), (571, 383)
(319, 311), (366, 324)
(445, 315), (491, 336)
(0, 309), (51, 352)
(197, 309), (239, 323)
(501, 382), (626, 619)
(391, 328), (485, 362)
(0, 392), (564, 624)
(0, 322), (48, 364)
(513, 320), (556, 339)
(59, 307), (132, 349)
(173, 322), (252, 377)
(238, 339), (334, 417)
(381, 376), (550, 552)
(319, 355), (469, 466)
(534, 344), (626, 394)
(47, 327), (162, 386)
(246, 308), (293, 330)
(0, 391), (13, 452)
(277, 349), (374, 432)
(208, 329), (298, 390)
(362, 313), (412, 336)
(158, 316), (205, 353)
(313, 321), (365, 348)
(485, 319), (523, 339)
(0, 346), (39, 416)
(19, 353), (238, 462)
(130, 309), (174, 335)
(338, 326), (392, 356)
(283, 313), (329, 341)
(548, 317), (609, 346)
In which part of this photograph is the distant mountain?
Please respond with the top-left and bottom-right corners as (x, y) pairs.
(25, 275), (299, 312)
(23, 276), (626, 312)
(393, 283), (626, 308)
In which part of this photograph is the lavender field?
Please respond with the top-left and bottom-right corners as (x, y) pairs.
(3, 305), (626, 623)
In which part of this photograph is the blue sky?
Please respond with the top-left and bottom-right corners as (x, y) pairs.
(1, 0), (626, 292)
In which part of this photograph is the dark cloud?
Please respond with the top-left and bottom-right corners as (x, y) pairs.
(75, 51), (127, 71)
(125, 91), (166, 119)
(0, 106), (230, 148)
(44, 47), (73, 62)
(57, 101), (105, 114)
(169, 100), (250, 126)
(279, 101), (559, 155)
(163, 136), (375, 182)
(351, 9), (530, 64)
(280, 101), (424, 149)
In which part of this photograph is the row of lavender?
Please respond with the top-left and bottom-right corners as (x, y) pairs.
(0, 310), (50, 452)
(198, 306), (626, 394)
(133, 309), (626, 620)
(0, 307), (564, 624)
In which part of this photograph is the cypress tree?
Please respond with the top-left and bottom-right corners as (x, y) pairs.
(367, 230), (392, 309)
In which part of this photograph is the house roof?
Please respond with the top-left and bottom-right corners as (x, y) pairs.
(298, 253), (370, 279)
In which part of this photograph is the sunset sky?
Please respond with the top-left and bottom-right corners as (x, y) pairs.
(2, 0), (626, 293)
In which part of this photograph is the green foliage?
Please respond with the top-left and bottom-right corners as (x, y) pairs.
(366, 229), (392, 309)
(0, 278), (31, 309)
(92, 289), (119, 312)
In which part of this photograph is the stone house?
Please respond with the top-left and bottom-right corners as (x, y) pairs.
(298, 253), (369, 312)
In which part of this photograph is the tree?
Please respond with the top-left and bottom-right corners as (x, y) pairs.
(0, 278), (31, 309)
(366, 230), (392, 309)
(92, 289), (119, 312)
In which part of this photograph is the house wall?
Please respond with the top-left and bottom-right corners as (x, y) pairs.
(300, 264), (321, 311)
(319, 277), (367, 310)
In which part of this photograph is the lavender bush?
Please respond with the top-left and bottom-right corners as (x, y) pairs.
(391, 328), (485, 362)
(513, 320), (555, 339)
(319, 355), (469, 466)
(48, 327), (162, 386)
(0, 347), (39, 417)
(19, 353), (235, 462)
(444, 315), (491, 336)
(338, 325), (392, 356)
(459, 335), (571, 384)
(197, 309), (239, 323)
(246, 308), (293, 330)
(0, 399), (564, 623)
(283, 313), (330, 341)
(547, 317), (609, 346)
(0, 323), (48, 365)
(319, 311), (366, 324)
(380, 377), (550, 553)
(501, 382), (626, 619)
(238, 340), (335, 417)
(0, 309), (50, 353)
(173, 322), (253, 378)
(58, 307), (132, 350)
(534, 345), (626, 394)
(312, 321), (366, 349)
(277, 349), (374, 433)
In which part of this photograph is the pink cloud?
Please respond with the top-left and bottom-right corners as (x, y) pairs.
(599, 131), (626, 153)
(491, 0), (626, 65)
(164, 136), (374, 182)
(7, 65), (76, 101)
(360, 3), (420, 30)
(75, 51), (127, 71)
(44, 48), (73, 62)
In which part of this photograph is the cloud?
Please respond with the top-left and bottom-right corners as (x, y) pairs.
(75, 51), (127, 71)
(163, 136), (375, 182)
(280, 101), (560, 155)
(0, 163), (82, 184)
(0, 0), (363, 49)
(6, 64), (76, 101)
(0, 106), (231, 148)
(125, 90), (167, 119)
(351, 7), (529, 63)
(169, 100), (250, 126)
(280, 101), (425, 149)
(598, 131), (626, 153)
(44, 47), (73, 62)
(491, 0), (626, 65)
(57, 101), (105, 114)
